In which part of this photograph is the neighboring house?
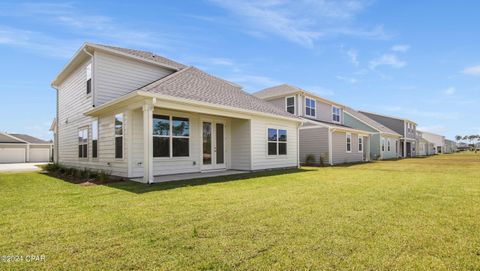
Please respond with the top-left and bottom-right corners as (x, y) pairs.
(51, 43), (301, 183)
(456, 142), (469, 151)
(253, 84), (372, 165)
(416, 131), (435, 156)
(444, 139), (457, 153)
(359, 111), (417, 158)
(0, 132), (53, 163)
(343, 107), (402, 160)
(420, 131), (445, 154)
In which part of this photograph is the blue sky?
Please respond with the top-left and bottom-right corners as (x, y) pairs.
(1, 0), (479, 140)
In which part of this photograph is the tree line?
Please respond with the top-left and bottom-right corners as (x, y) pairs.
(455, 135), (480, 145)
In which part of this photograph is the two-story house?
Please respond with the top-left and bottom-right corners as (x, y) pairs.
(51, 43), (302, 183)
(359, 111), (417, 157)
(253, 84), (372, 165)
(343, 107), (402, 160)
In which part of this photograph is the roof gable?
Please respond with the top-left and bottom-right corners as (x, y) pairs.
(344, 107), (401, 136)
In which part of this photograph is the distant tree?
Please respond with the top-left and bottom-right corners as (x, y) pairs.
(455, 135), (463, 142)
(463, 135), (469, 141)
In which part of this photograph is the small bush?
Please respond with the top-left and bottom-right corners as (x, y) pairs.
(305, 154), (316, 166)
(97, 170), (111, 182)
(319, 153), (327, 166)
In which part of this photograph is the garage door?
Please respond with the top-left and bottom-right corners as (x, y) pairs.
(29, 148), (50, 162)
(0, 148), (26, 163)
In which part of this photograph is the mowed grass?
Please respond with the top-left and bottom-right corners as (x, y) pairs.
(1, 153), (480, 270)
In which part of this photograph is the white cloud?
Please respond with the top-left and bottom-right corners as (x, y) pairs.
(391, 44), (410, 52)
(369, 54), (406, 69)
(304, 85), (335, 96)
(346, 49), (359, 66)
(417, 125), (448, 134)
(336, 75), (358, 84)
(209, 0), (388, 48)
(462, 65), (480, 75)
(443, 87), (456, 96)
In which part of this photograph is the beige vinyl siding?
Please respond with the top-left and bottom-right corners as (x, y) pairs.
(94, 50), (173, 106)
(250, 117), (298, 170)
(57, 58), (128, 177)
(230, 119), (252, 170)
(299, 127), (329, 164)
(331, 132), (363, 164)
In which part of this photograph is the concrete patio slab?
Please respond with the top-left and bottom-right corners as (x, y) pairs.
(131, 170), (250, 183)
(0, 163), (46, 173)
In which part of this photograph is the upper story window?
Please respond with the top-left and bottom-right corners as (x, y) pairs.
(285, 96), (295, 114)
(153, 115), (190, 158)
(305, 97), (316, 117)
(268, 128), (287, 156)
(86, 63), (92, 95)
(115, 114), (123, 159)
(92, 120), (98, 158)
(346, 133), (352, 153)
(332, 106), (341, 123)
(78, 128), (88, 158)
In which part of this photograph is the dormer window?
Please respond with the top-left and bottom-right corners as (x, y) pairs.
(332, 106), (341, 123)
(305, 97), (316, 117)
(86, 63), (92, 95)
(285, 96), (295, 114)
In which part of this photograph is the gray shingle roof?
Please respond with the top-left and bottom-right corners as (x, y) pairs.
(9, 134), (51, 144)
(94, 44), (186, 70)
(137, 67), (297, 118)
(343, 107), (401, 136)
(252, 84), (301, 99)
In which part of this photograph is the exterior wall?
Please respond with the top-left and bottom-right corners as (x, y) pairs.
(405, 121), (416, 139)
(299, 127), (329, 165)
(130, 108), (236, 177)
(331, 131), (363, 164)
(94, 50), (173, 106)
(361, 112), (405, 136)
(230, 119), (252, 170)
(250, 117), (299, 170)
(57, 57), (129, 176)
(420, 132), (445, 154)
(381, 135), (399, 160)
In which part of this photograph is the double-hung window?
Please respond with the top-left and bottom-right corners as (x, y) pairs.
(332, 106), (341, 123)
(358, 137), (363, 152)
(346, 133), (352, 153)
(153, 115), (190, 158)
(305, 97), (316, 117)
(86, 63), (92, 95)
(78, 128), (88, 158)
(387, 139), (391, 152)
(92, 120), (98, 158)
(267, 128), (287, 156)
(285, 96), (295, 114)
(381, 138), (385, 152)
(115, 114), (123, 159)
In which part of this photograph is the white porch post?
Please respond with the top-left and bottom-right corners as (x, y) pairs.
(143, 103), (154, 183)
(328, 128), (333, 165)
(26, 144), (30, 163)
(403, 140), (407, 158)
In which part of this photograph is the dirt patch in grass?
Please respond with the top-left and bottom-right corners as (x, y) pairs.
(41, 171), (124, 186)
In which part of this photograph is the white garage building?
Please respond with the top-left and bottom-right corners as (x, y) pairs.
(0, 132), (53, 163)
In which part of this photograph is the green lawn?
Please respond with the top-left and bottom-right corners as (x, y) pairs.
(1, 153), (480, 270)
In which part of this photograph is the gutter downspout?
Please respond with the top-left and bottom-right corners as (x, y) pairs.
(83, 48), (95, 107)
(51, 84), (60, 164)
(297, 120), (303, 168)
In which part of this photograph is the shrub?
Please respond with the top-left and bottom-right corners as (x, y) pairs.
(305, 154), (316, 166)
(319, 153), (327, 166)
(97, 170), (111, 182)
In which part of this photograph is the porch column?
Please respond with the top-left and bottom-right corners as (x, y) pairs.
(403, 140), (407, 158)
(143, 103), (154, 183)
(26, 144), (30, 163)
(328, 128), (333, 165)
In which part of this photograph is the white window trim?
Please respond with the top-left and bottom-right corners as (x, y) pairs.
(86, 63), (92, 96)
(358, 136), (363, 153)
(285, 96), (296, 115)
(153, 115), (191, 159)
(387, 138), (391, 152)
(91, 119), (98, 160)
(332, 106), (341, 124)
(78, 127), (88, 159)
(266, 127), (288, 158)
(114, 113), (124, 160)
(304, 97), (316, 118)
(381, 138), (385, 152)
(346, 133), (352, 153)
